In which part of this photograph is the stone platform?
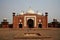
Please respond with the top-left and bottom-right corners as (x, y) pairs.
(0, 28), (60, 40)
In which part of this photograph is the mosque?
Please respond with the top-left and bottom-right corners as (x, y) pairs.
(1, 8), (60, 40)
(1, 8), (48, 28)
(13, 8), (48, 28)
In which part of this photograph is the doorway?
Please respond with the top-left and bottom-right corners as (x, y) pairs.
(27, 19), (34, 28)
(19, 23), (22, 28)
(38, 23), (42, 28)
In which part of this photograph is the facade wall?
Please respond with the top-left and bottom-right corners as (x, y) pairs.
(13, 13), (48, 28)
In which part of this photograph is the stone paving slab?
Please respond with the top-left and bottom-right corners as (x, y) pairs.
(0, 28), (60, 40)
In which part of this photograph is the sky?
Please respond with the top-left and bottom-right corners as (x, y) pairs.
(0, 0), (60, 24)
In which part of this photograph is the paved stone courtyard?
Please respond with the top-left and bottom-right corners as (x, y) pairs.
(0, 28), (60, 40)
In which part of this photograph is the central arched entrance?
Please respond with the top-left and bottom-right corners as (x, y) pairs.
(27, 19), (34, 28)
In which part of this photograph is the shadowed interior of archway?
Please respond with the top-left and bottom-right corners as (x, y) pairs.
(27, 19), (34, 28)
(19, 23), (22, 28)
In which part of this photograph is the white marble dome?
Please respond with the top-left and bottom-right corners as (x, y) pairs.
(20, 11), (24, 15)
(27, 8), (35, 13)
(37, 12), (42, 15)
(3, 18), (7, 20)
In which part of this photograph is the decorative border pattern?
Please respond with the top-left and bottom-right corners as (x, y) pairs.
(24, 16), (36, 27)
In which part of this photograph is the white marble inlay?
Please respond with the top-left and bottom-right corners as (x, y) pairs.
(24, 16), (36, 27)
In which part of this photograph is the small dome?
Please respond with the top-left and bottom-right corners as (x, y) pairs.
(3, 18), (7, 22)
(20, 11), (24, 15)
(37, 12), (42, 15)
(27, 8), (35, 13)
(3, 18), (7, 20)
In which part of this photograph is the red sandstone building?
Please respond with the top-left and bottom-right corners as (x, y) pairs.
(1, 8), (48, 28)
(13, 8), (48, 28)
(48, 19), (60, 28)
(1, 18), (9, 28)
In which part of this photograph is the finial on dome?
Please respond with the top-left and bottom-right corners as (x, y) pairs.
(29, 7), (32, 10)
(27, 7), (35, 13)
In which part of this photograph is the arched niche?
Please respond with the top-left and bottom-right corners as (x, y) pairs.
(27, 19), (34, 28)
(38, 23), (42, 28)
(19, 23), (22, 28)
